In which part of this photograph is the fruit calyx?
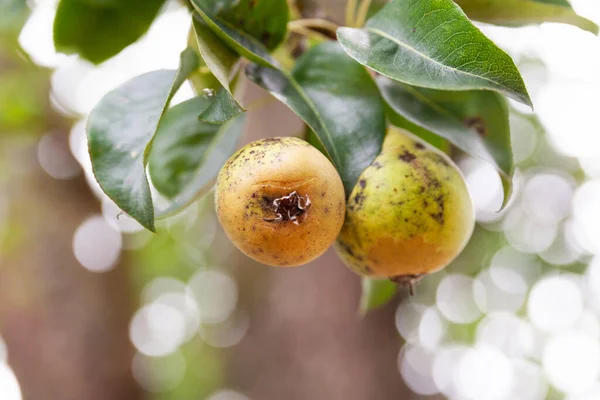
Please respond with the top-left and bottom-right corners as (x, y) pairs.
(390, 274), (424, 296)
(263, 191), (312, 225)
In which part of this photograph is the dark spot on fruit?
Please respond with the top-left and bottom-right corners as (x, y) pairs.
(359, 179), (366, 189)
(393, 188), (398, 193)
(415, 142), (425, 150)
(354, 192), (366, 207)
(399, 150), (417, 162)
(251, 193), (256, 198)
(419, 186), (425, 193)
(423, 200), (428, 207)
(324, 207), (330, 213)
(321, 191), (326, 197)
(437, 157), (450, 167)
(404, 218), (408, 222)
(262, 137), (282, 144)
(338, 240), (363, 261)
(250, 150), (255, 154)
(430, 212), (444, 224)
(430, 194), (446, 225)
(464, 116), (487, 137)
(372, 161), (383, 169)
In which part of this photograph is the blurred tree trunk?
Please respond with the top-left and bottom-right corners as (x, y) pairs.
(0, 136), (142, 400)
(228, 250), (413, 400)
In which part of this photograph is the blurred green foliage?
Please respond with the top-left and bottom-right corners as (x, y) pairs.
(0, 0), (28, 31)
(0, 1), (49, 137)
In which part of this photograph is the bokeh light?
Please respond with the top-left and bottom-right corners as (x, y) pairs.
(199, 310), (250, 348)
(432, 344), (469, 398)
(436, 274), (481, 324)
(72, 215), (122, 272)
(456, 345), (514, 400)
(542, 330), (600, 394)
(37, 132), (80, 180)
(528, 276), (583, 333)
(131, 351), (187, 393)
(206, 389), (250, 400)
(509, 359), (548, 400)
(418, 307), (446, 350)
(395, 302), (427, 344)
(129, 302), (187, 357)
(398, 344), (438, 396)
(473, 268), (527, 313)
(0, 363), (22, 400)
(187, 270), (238, 325)
(476, 312), (534, 359)
(0, 336), (7, 363)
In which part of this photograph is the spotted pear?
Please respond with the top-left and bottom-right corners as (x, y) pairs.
(216, 137), (346, 267)
(335, 127), (475, 285)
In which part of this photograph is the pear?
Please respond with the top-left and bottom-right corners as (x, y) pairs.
(216, 137), (346, 267)
(335, 127), (475, 283)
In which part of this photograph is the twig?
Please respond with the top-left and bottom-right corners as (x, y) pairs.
(288, 25), (330, 42)
(288, 18), (340, 34)
(345, 0), (358, 27)
(355, 0), (373, 28)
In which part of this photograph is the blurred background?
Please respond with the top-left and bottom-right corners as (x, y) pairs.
(2, 0), (600, 399)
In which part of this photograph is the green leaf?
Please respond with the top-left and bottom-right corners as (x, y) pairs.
(148, 96), (220, 198)
(155, 114), (246, 219)
(191, 18), (239, 94)
(500, 174), (514, 210)
(336, 0), (532, 107)
(199, 88), (244, 124)
(359, 278), (398, 314)
(53, 0), (165, 64)
(201, 0), (289, 50)
(87, 49), (199, 231)
(534, 0), (572, 7)
(79, 0), (120, 6)
(385, 105), (449, 152)
(454, 0), (598, 34)
(377, 76), (512, 174)
(191, 0), (279, 68)
(246, 41), (386, 195)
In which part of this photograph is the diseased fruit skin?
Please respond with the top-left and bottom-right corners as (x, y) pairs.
(216, 137), (346, 267)
(335, 127), (475, 279)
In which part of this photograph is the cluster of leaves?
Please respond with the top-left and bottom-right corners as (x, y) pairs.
(51, 0), (597, 310)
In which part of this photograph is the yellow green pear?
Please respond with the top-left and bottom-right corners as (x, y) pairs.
(335, 127), (475, 282)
